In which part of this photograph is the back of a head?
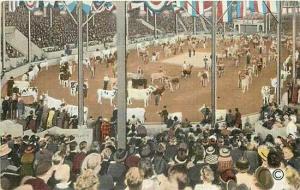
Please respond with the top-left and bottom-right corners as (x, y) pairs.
(79, 141), (87, 151)
(74, 169), (99, 190)
(267, 150), (281, 168)
(54, 164), (70, 182)
(125, 167), (144, 190)
(200, 165), (214, 183)
(35, 161), (52, 176)
(138, 158), (153, 179)
(255, 167), (274, 189)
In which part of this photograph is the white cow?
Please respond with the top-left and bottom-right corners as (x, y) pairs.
(168, 112), (182, 122)
(32, 65), (40, 79)
(151, 72), (166, 83)
(241, 75), (250, 93)
(281, 70), (291, 81)
(20, 87), (38, 102)
(127, 86), (156, 107)
(13, 81), (30, 91)
(63, 105), (88, 122)
(39, 60), (49, 70)
(43, 94), (64, 109)
(27, 70), (35, 81)
(97, 88), (117, 105)
(127, 108), (146, 123)
(261, 86), (271, 105)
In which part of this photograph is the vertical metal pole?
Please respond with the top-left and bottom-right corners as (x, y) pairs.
(2, 1), (6, 71)
(50, 8), (52, 28)
(86, 14), (89, 52)
(175, 13), (178, 35)
(211, 1), (217, 128)
(154, 13), (157, 38)
(223, 22), (226, 35)
(292, 5), (296, 80)
(28, 10), (31, 62)
(264, 14), (267, 34)
(92, 14), (95, 26)
(146, 8), (149, 22)
(115, 1), (127, 149)
(193, 17), (196, 34)
(276, 1), (282, 104)
(268, 13), (271, 32)
(77, 2), (84, 126)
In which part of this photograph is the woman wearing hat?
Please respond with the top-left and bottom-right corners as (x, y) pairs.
(194, 165), (221, 190)
(218, 148), (233, 173)
(20, 145), (35, 177)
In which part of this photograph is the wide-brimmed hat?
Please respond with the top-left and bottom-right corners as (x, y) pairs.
(103, 118), (109, 122)
(257, 145), (269, 161)
(24, 145), (35, 154)
(206, 146), (215, 155)
(235, 157), (250, 173)
(113, 149), (128, 162)
(255, 167), (274, 189)
(0, 144), (12, 157)
(174, 150), (188, 164)
(156, 142), (166, 154)
(139, 144), (152, 158)
(283, 147), (294, 160)
(219, 148), (230, 157)
(125, 155), (140, 168)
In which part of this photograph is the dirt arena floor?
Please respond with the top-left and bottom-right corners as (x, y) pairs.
(2, 37), (289, 122)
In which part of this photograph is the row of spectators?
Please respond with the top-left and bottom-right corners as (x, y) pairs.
(6, 43), (24, 58)
(1, 95), (300, 190)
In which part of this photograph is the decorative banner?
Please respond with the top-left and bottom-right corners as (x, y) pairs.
(144, 1), (169, 13)
(8, 1), (20, 12)
(82, 1), (93, 14)
(24, 1), (40, 11)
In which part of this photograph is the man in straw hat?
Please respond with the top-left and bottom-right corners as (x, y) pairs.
(235, 157), (256, 189)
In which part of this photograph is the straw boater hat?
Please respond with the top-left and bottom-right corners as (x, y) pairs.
(255, 167), (274, 189)
(113, 149), (128, 162)
(0, 144), (12, 157)
(206, 146), (215, 155)
(219, 148), (230, 157)
(235, 157), (250, 173)
(257, 145), (270, 161)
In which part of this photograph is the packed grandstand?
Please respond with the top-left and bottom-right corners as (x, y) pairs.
(1, 1), (300, 190)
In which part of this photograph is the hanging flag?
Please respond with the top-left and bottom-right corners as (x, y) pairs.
(92, 1), (106, 13)
(172, 1), (184, 13)
(217, 1), (222, 20)
(269, 0), (277, 13)
(65, 1), (77, 13)
(222, 1), (232, 23)
(186, 1), (198, 17)
(25, 1), (40, 11)
(8, 1), (20, 12)
(257, 0), (268, 14)
(43, 1), (55, 8)
(104, 2), (115, 12)
(144, 1), (168, 13)
(82, 1), (92, 14)
(236, 1), (242, 18)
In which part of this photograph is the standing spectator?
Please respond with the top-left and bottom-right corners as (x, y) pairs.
(103, 74), (110, 90)
(101, 118), (111, 142)
(20, 145), (35, 177)
(53, 164), (72, 190)
(225, 109), (235, 127)
(194, 165), (220, 190)
(72, 141), (87, 177)
(17, 97), (25, 119)
(74, 169), (99, 190)
(7, 77), (14, 96)
(158, 105), (169, 124)
(218, 148), (233, 173)
(234, 108), (242, 128)
(24, 161), (53, 190)
(2, 96), (10, 120)
(124, 167), (143, 190)
(235, 157), (256, 189)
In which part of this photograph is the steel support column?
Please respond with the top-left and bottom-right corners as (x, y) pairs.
(292, 5), (296, 80)
(28, 11), (31, 62)
(115, 1), (127, 149)
(211, 1), (217, 128)
(1, 2), (6, 71)
(77, 2), (84, 126)
(276, 1), (282, 104)
(154, 13), (157, 38)
(86, 14), (89, 52)
(175, 13), (178, 35)
(193, 17), (196, 34)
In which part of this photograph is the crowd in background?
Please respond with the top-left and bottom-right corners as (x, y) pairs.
(1, 96), (300, 190)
